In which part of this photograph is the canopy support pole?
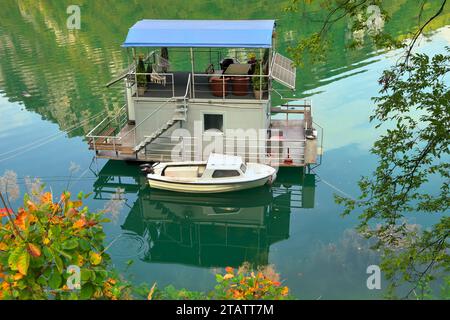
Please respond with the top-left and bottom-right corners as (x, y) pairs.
(190, 48), (196, 99)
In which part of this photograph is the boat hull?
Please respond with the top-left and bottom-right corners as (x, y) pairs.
(148, 176), (271, 193)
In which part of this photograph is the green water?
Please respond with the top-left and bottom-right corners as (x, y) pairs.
(0, 1), (449, 299)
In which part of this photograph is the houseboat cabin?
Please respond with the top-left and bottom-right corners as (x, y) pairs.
(86, 19), (321, 167)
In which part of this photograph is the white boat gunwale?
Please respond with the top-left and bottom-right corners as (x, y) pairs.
(146, 153), (276, 193)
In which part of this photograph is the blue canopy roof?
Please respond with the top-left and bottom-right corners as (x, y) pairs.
(122, 19), (275, 48)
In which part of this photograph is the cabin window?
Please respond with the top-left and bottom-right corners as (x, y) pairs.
(204, 114), (223, 132)
(212, 170), (240, 178)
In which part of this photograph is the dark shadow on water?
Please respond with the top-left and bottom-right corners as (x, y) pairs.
(93, 160), (316, 268)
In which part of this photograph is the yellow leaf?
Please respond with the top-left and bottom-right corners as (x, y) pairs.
(89, 252), (102, 266)
(147, 282), (157, 300)
(17, 251), (30, 275)
(27, 200), (38, 212)
(223, 273), (234, 280)
(72, 200), (83, 208)
(0, 242), (8, 251)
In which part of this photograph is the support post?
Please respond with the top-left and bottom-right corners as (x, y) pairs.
(190, 48), (196, 99)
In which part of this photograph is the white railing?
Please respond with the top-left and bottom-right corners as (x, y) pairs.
(86, 105), (127, 154)
(134, 74), (192, 150)
(143, 134), (306, 166)
(134, 72), (175, 98)
(192, 73), (270, 100)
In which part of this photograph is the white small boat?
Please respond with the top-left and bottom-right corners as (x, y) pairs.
(144, 153), (277, 193)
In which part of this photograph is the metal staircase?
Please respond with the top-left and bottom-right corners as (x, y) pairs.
(132, 74), (191, 154)
(133, 98), (187, 153)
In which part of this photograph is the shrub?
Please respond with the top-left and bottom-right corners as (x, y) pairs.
(0, 189), (131, 300)
(141, 264), (291, 300)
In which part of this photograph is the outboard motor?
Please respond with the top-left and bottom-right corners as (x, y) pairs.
(140, 163), (154, 174)
(139, 162), (159, 174)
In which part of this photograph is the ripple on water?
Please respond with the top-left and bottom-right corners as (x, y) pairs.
(107, 232), (149, 259)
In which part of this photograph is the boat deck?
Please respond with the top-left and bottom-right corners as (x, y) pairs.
(91, 118), (310, 167)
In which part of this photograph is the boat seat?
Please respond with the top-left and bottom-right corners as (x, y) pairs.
(165, 166), (198, 178)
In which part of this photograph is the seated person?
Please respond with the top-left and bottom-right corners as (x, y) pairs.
(220, 58), (235, 73)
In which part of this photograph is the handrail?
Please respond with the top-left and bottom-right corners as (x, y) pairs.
(183, 73), (191, 99)
(86, 105), (126, 137)
(120, 96), (177, 141)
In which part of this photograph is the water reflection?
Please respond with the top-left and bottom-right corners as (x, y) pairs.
(93, 160), (316, 268)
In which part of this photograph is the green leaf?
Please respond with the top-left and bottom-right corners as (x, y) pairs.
(62, 239), (79, 250)
(49, 271), (62, 290)
(80, 269), (91, 281)
(80, 283), (95, 300)
(54, 255), (64, 273)
(79, 239), (91, 251)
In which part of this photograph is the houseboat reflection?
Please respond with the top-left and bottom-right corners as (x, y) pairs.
(93, 160), (316, 267)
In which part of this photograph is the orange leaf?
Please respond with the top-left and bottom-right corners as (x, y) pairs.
(0, 242), (8, 251)
(27, 200), (38, 212)
(13, 273), (24, 281)
(15, 210), (28, 230)
(40, 192), (53, 204)
(66, 208), (78, 217)
(281, 286), (289, 296)
(73, 218), (86, 229)
(27, 243), (41, 257)
(223, 273), (234, 280)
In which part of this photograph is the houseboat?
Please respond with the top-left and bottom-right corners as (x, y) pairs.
(86, 19), (322, 169)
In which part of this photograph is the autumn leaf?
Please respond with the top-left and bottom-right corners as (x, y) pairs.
(0, 242), (8, 251)
(73, 218), (86, 229)
(17, 251), (30, 275)
(27, 243), (41, 257)
(40, 192), (53, 204)
(13, 273), (24, 281)
(225, 266), (234, 274)
(72, 200), (83, 208)
(89, 252), (102, 266)
(27, 200), (38, 213)
(15, 210), (28, 230)
(281, 286), (289, 296)
(223, 273), (234, 280)
(147, 282), (157, 300)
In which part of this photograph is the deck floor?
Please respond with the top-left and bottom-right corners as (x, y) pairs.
(95, 119), (307, 167)
(270, 119), (305, 167)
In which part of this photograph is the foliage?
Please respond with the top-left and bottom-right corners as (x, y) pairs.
(286, 0), (449, 298)
(212, 266), (290, 300)
(138, 265), (291, 300)
(252, 63), (268, 90)
(335, 48), (450, 298)
(0, 188), (132, 300)
(285, 0), (446, 66)
(136, 56), (147, 87)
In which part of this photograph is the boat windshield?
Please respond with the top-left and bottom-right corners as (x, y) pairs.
(212, 170), (240, 178)
(240, 163), (247, 174)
